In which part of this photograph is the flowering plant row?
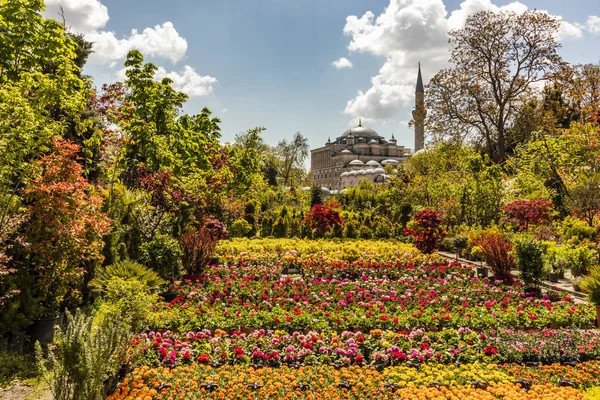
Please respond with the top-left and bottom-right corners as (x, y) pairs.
(108, 364), (590, 400)
(149, 259), (593, 332)
(127, 327), (600, 368)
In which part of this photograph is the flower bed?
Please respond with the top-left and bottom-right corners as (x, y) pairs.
(108, 364), (590, 400)
(127, 327), (600, 368)
(111, 248), (600, 399)
(148, 258), (593, 332)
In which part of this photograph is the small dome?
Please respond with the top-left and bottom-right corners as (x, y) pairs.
(340, 172), (349, 177)
(321, 187), (330, 195)
(369, 139), (378, 144)
(374, 167), (385, 174)
(365, 169), (376, 175)
(349, 160), (364, 166)
(366, 160), (380, 167)
(381, 159), (399, 165)
(358, 170), (368, 175)
(341, 149), (352, 154)
(348, 171), (358, 176)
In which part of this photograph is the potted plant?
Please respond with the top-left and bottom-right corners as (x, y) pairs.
(580, 265), (600, 328)
(469, 227), (515, 283)
(514, 235), (545, 297)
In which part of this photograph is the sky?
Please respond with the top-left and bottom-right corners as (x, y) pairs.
(43, 0), (600, 155)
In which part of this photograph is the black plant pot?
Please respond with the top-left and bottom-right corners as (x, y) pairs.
(476, 267), (488, 278)
(31, 315), (59, 345)
(548, 272), (560, 283)
(159, 291), (177, 302)
(208, 257), (220, 266)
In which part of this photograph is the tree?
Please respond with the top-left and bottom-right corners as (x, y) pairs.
(427, 10), (562, 162)
(275, 132), (309, 187)
(229, 127), (268, 195)
(310, 186), (323, 207)
(24, 138), (111, 314)
(501, 199), (554, 231)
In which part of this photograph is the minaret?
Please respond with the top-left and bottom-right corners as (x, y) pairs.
(412, 63), (426, 152)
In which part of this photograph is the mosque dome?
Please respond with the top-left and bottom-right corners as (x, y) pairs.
(366, 160), (380, 167)
(341, 149), (352, 154)
(373, 167), (385, 174)
(348, 159), (365, 166)
(341, 119), (381, 139)
(381, 159), (399, 165)
(340, 172), (349, 178)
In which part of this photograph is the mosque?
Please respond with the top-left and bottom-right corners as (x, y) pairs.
(310, 65), (426, 191)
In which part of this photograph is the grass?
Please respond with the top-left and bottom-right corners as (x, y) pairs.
(0, 349), (40, 388)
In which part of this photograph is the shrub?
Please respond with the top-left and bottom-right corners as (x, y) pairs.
(403, 209), (446, 254)
(469, 227), (515, 277)
(581, 265), (600, 305)
(36, 310), (131, 400)
(501, 199), (553, 231)
(181, 219), (228, 276)
(513, 234), (546, 288)
(304, 204), (343, 238)
(90, 261), (165, 293)
(139, 233), (182, 281)
(230, 219), (252, 238)
(560, 216), (597, 242)
(566, 244), (598, 277)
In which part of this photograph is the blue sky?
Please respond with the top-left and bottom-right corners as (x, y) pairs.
(45, 0), (600, 155)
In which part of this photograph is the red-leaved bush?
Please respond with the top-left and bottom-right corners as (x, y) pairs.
(501, 199), (553, 230)
(181, 219), (228, 276)
(25, 138), (111, 311)
(403, 209), (446, 254)
(304, 203), (343, 238)
(469, 227), (515, 277)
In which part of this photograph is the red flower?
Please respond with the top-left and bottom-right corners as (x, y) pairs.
(484, 345), (498, 356)
(234, 347), (245, 358)
(355, 355), (364, 363)
(197, 354), (210, 363)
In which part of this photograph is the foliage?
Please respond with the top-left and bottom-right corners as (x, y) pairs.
(181, 219), (228, 276)
(95, 277), (157, 333)
(565, 245), (598, 277)
(513, 234), (547, 288)
(90, 261), (165, 293)
(24, 138), (111, 314)
(36, 310), (130, 400)
(404, 209), (446, 254)
(560, 217), (597, 242)
(274, 132), (309, 187)
(230, 219), (252, 238)
(427, 10), (562, 162)
(581, 265), (600, 306)
(310, 186), (324, 207)
(501, 199), (554, 230)
(469, 227), (515, 277)
(139, 233), (183, 281)
(304, 203), (343, 238)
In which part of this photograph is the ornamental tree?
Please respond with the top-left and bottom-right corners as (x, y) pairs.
(24, 138), (111, 313)
(304, 203), (343, 238)
(403, 209), (446, 254)
(501, 199), (553, 231)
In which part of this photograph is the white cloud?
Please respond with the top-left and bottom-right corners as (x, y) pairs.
(116, 65), (217, 97)
(332, 57), (353, 69)
(588, 16), (600, 34)
(44, 0), (109, 34)
(156, 66), (217, 97)
(86, 22), (187, 64)
(341, 0), (583, 121)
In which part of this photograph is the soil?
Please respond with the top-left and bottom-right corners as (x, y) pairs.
(0, 382), (51, 400)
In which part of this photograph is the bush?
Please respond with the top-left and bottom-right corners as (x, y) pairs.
(230, 219), (252, 238)
(36, 310), (131, 400)
(181, 219), (228, 276)
(139, 233), (183, 281)
(581, 265), (600, 305)
(95, 277), (157, 333)
(513, 234), (546, 288)
(90, 261), (165, 293)
(566, 245), (598, 277)
(469, 227), (515, 277)
(560, 217), (597, 242)
(501, 199), (553, 231)
(403, 209), (446, 254)
(304, 204), (343, 238)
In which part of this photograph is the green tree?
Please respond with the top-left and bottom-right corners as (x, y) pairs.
(275, 132), (309, 187)
(427, 10), (562, 162)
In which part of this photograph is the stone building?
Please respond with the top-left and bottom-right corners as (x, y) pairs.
(310, 65), (426, 190)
